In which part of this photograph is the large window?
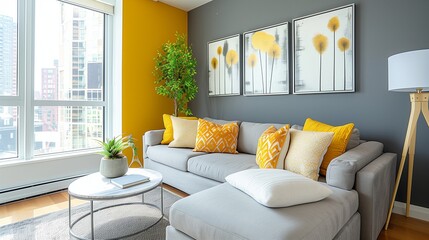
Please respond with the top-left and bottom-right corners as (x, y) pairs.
(0, 0), (18, 159)
(0, 0), (114, 160)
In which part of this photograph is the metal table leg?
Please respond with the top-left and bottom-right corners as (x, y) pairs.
(91, 200), (94, 240)
(69, 194), (72, 229)
(161, 185), (164, 217)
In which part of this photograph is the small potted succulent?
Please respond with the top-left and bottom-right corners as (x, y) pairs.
(95, 135), (132, 178)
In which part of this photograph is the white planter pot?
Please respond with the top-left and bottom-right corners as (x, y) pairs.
(99, 157), (128, 178)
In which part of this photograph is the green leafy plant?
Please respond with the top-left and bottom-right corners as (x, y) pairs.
(95, 135), (132, 159)
(154, 33), (198, 116)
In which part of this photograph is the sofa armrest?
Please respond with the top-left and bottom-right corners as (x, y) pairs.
(143, 129), (165, 157)
(326, 141), (384, 190)
(355, 153), (396, 240)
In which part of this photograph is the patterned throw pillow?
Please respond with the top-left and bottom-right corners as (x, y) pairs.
(256, 125), (290, 169)
(193, 119), (239, 154)
(303, 118), (354, 176)
(161, 114), (198, 144)
(284, 130), (334, 180)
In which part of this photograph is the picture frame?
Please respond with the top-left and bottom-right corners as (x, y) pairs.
(293, 4), (355, 94)
(243, 22), (290, 96)
(207, 34), (241, 96)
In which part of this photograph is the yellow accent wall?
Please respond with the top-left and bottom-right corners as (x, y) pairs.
(123, 0), (187, 166)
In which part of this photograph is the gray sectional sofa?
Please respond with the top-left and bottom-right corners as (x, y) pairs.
(143, 118), (396, 240)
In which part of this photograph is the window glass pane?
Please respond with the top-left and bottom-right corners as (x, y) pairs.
(34, 0), (104, 101)
(34, 106), (103, 155)
(0, 0), (18, 97)
(0, 106), (18, 159)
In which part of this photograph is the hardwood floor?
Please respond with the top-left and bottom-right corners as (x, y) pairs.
(378, 214), (429, 240)
(0, 184), (186, 227)
(1, 185), (429, 240)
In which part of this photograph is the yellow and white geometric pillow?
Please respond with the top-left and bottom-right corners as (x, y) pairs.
(256, 125), (290, 169)
(193, 119), (239, 154)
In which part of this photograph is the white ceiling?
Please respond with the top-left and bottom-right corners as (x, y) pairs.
(158, 0), (212, 11)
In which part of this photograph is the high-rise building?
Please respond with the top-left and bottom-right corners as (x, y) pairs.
(41, 64), (59, 131)
(0, 15), (17, 96)
(57, 5), (104, 150)
(0, 15), (17, 158)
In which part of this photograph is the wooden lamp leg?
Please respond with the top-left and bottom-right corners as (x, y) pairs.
(406, 127), (416, 217)
(422, 100), (429, 126)
(385, 93), (422, 230)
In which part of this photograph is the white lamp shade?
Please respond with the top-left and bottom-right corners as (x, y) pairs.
(388, 49), (429, 92)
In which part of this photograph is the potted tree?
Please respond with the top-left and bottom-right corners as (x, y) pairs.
(96, 135), (132, 178)
(154, 33), (198, 116)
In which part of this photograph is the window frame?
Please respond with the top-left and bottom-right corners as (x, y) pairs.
(0, 0), (119, 162)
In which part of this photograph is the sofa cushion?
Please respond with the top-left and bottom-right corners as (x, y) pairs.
(347, 128), (360, 150)
(170, 183), (358, 240)
(144, 129), (164, 147)
(303, 118), (355, 176)
(194, 119), (239, 154)
(204, 117), (241, 126)
(226, 169), (332, 208)
(256, 125), (290, 169)
(161, 114), (198, 144)
(327, 141), (384, 190)
(285, 130), (334, 180)
(292, 124), (360, 151)
(169, 116), (199, 148)
(187, 153), (257, 182)
(237, 121), (286, 154)
(146, 145), (207, 171)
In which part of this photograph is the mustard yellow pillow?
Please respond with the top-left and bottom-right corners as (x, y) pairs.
(168, 116), (199, 148)
(285, 130), (334, 180)
(303, 118), (355, 176)
(193, 119), (239, 154)
(161, 114), (198, 144)
(256, 125), (290, 169)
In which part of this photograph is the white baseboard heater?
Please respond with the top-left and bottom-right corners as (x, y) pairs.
(0, 175), (86, 205)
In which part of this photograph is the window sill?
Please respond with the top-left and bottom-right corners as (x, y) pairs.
(0, 149), (100, 168)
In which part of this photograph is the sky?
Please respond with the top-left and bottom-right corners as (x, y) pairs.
(0, 0), (17, 21)
(0, 0), (61, 92)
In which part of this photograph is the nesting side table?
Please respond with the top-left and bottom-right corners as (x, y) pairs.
(68, 168), (163, 240)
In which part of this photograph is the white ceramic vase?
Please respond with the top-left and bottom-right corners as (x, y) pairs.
(99, 157), (128, 178)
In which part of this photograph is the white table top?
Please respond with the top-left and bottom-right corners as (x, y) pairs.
(68, 168), (162, 200)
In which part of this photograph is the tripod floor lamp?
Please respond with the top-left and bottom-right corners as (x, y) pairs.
(385, 49), (429, 230)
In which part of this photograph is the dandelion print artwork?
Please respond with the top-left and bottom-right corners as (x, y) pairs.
(293, 4), (355, 94)
(208, 35), (240, 96)
(244, 22), (289, 96)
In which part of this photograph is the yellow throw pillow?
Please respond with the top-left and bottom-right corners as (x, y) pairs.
(285, 130), (334, 180)
(303, 118), (355, 176)
(194, 119), (239, 154)
(168, 116), (199, 148)
(256, 125), (290, 169)
(161, 114), (198, 144)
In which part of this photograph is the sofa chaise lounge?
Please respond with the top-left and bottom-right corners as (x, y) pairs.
(143, 118), (396, 240)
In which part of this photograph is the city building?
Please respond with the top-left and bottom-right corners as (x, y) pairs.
(0, 15), (17, 158)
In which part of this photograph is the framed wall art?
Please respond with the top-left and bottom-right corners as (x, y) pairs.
(208, 34), (241, 96)
(243, 22), (289, 96)
(293, 4), (355, 94)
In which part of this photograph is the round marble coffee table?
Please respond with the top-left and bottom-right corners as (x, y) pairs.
(68, 168), (163, 240)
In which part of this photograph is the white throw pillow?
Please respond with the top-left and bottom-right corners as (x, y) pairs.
(225, 169), (333, 208)
(168, 116), (198, 148)
(284, 129), (334, 180)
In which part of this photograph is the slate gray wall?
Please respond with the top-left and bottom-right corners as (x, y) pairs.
(188, 0), (429, 207)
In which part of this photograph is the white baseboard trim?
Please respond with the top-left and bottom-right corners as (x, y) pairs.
(393, 201), (429, 222)
(0, 176), (81, 204)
